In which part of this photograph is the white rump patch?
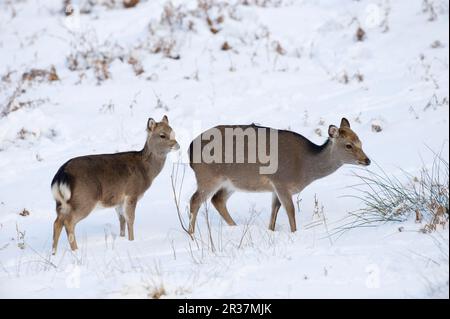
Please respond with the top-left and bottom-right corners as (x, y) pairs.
(52, 182), (72, 203)
(59, 183), (72, 201)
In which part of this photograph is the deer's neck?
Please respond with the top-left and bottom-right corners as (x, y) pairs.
(140, 142), (167, 178)
(305, 138), (343, 182)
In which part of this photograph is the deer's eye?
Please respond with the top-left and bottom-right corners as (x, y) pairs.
(345, 144), (353, 150)
(160, 134), (166, 139)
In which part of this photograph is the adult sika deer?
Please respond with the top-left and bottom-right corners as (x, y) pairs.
(51, 116), (179, 254)
(188, 118), (370, 234)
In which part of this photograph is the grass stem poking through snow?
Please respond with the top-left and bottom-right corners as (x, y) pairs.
(170, 162), (192, 239)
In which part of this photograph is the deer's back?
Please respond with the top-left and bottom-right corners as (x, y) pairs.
(54, 152), (150, 206)
(188, 125), (314, 192)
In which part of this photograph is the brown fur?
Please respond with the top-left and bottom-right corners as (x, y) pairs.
(51, 116), (179, 254)
(188, 118), (370, 234)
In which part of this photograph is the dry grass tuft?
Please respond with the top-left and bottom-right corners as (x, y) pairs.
(148, 284), (167, 299)
(333, 149), (449, 237)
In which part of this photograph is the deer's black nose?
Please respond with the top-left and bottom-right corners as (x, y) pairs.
(365, 158), (371, 166)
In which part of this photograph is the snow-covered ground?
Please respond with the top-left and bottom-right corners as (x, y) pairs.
(0, 0), (448, 298)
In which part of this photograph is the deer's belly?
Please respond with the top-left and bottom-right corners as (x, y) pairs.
(99, 193), (126, 208)
(224, 176), (274, 193)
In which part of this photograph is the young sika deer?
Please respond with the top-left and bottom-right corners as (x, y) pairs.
(51, 116), (179, 254)
(188, 118), (370, 234)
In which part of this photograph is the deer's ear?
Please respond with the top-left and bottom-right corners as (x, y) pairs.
(340, 117), (350, 128)
(328, 125), (339, 138)
(161, 115), (169, 124)
(147, 118), (157, 132)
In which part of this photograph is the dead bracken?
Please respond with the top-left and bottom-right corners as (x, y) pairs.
(19, 209), (30, 217)
(123, 0), (139, 9)
(21, 66), (59, 83)
(221, 41), (232, 51)
(128, 56), (145, 76)
(356, 27), (366, 41)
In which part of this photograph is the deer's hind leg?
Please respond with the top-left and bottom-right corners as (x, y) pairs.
(63, 200), (96, 251)
(124, 197), (137, 241)
(189, 177), (222, 235)
(64, 217), (78, 251)
(52, 205), (65, 255)
(211, 187), (236, 226)
(269, 193), (281, 231)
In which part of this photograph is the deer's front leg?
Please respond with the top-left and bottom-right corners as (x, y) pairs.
(269, 193), (281, 231)
(273, 186), (296, 232)
(115, 205), (126, 237)
(124, 197), (137, 241)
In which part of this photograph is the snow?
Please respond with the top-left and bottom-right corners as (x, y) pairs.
(0, 0), (448, 298)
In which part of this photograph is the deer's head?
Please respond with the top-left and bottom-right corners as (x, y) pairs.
(146, 115), (180, 155)
(328, 118), (371, 166)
